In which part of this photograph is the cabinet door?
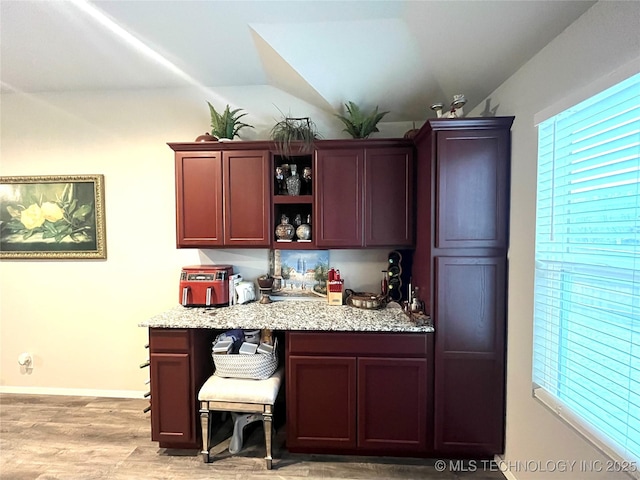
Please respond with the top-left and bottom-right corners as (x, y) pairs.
(175, 152), (223, 247)
(358, 357), (428, 452)
(315, 148), (363, 247)
(433, 256), (506, 455)
(364, 147), (414, 247)
(150, 352), (194, 445)
(435, 129), (510, 249)
(287, 355), (357, 450)
(223, 150), (271, 246)
(149, 328), (213, 450)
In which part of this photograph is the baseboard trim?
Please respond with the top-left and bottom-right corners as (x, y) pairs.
(0, 386), (146, 399)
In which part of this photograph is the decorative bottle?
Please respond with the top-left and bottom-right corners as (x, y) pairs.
(275, 214), (295, 241)
(286, 164), (301, 196)
(381, 270), (389, 297)
(296, 214), (312, 241)
(274, 165), (287, 195)
(301, 166), (312, 195)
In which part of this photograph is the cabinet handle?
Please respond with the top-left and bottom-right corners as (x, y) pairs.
(139, 361), (150, 369)
(182, 286), (190, 306)
(143, 405), (151, 414)
(143, 391), (151, 398)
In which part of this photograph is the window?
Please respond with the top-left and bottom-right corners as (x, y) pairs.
(532, 72), (640, 469)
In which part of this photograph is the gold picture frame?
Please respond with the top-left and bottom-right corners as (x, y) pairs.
(0, 175), (106, 259)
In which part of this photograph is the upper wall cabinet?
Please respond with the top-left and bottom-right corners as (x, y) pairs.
(435, 129), (510, 249)
(315, 142), (414, 248)
(174, 151), (223, 247)
(364, 146), (413, 247)
(170, 139), (413, 249)
(171, 144), (271, 248)
(315, 148), (363, 248)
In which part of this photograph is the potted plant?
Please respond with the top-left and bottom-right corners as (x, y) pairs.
(334, 101), (389, 139)
(207, 102), (254, 140)
(270, 113), (319, 157)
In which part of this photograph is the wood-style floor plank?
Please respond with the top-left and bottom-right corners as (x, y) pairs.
(0, 394), (505, 480)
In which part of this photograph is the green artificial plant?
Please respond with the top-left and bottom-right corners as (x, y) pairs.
(207, 102), (253, 139)
(334, 101), (389, 139)
(270, 111), (319, 157)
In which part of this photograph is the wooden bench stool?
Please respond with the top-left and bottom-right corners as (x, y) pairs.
(198, 367), (283, 469)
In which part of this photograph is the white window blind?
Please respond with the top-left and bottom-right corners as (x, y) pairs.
(533, 72), (640, 468)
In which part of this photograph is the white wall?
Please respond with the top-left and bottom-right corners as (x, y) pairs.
(0, 86), (401, 396)
(468, 2), (640, 479)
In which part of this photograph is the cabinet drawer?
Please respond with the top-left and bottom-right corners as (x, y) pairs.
(149, 329), (190, 352)
(287, 331), (429, 357)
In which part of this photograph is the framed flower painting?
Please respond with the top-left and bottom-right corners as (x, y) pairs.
(0, 175), (107, 259)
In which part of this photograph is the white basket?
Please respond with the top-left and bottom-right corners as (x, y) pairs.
(213, 338), (278, 380)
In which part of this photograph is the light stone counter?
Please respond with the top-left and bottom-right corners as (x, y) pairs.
(139, 300), (433, 333)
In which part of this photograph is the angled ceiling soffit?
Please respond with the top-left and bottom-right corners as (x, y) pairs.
(250, 27), (334, 114)
(250, 18), (429, 122)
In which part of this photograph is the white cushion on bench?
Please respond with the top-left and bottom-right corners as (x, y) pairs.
(198, 368), (283, 405)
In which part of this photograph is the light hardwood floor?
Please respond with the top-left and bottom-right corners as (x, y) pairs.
(0, 394), (506, 480)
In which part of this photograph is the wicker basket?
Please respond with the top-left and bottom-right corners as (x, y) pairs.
(213, 338), (278, 380)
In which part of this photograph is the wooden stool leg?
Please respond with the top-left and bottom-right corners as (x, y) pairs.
(199, 403), (211, 463)
(263, 407), (273, 470)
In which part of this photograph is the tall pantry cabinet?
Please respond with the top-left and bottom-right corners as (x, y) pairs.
(412, 117), (514, 456)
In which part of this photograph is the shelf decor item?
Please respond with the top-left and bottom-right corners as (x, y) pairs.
(295, 214), (312, 241)
(207, 102), (254, 140)
(0, 174), (107, 259)
(270, 113), (319, 158)
(286, 164), (301, 196)
(275, 214), (295, 241)
(301, 166), (312, 195)
(195, 132), (218, 142)
(274, 165), (287, 195)
(430, 94), (467, 118)
(334, 101), (389, 139)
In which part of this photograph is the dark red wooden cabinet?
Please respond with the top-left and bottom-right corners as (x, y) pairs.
(286, 331), (433, 455)
(412, 117), (513, 457)
(315, 148), (363, 247)
(287, 355), (358, 449)
(171, 139), (412, 249)
(357, 357), (427, 452)
(315, 143), (414, 248)
(364, 147), (413, 247)
(172, 146), (271, 248)
(149, 328), (214, 449)
(174, 151), (223, 247)
(222, 150), (271, 246)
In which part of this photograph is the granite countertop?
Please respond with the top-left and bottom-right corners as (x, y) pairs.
(139, 300), (433, 333)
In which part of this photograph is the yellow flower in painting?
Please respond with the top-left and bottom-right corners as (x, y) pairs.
(41, 202), (64, 222)
(20, 204), (45, 230)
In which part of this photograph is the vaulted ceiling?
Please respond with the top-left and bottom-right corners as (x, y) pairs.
(1, 0), (596, 122)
